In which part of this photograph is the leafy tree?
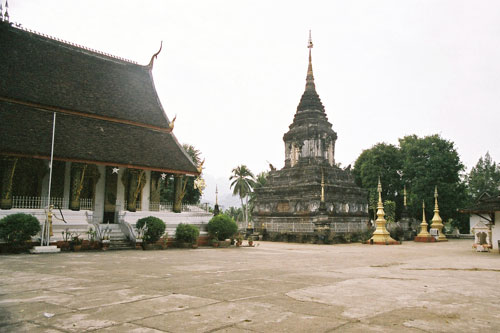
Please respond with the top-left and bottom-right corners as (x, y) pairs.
(249, 171), (268, 214)
(384, 200), (396, 223)
(399, 134), (468, 230)
(0, 213), (41, 251)
(353, 134), (468, 232)
(175, 223), (200, 244)
(466, 152), (500, 200)
(224, 206), (244, 223)
(229, 165), (255, 226)
(352, 143), (403, 216)
(136, 216), (166, 244)
(161, 144), (203, 204)
(207, 214), (238, 241)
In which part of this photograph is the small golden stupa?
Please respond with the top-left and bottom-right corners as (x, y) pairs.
(414, 201), (434, 242)
(430, 186), (447, 241)
(369, 178), (398, 245)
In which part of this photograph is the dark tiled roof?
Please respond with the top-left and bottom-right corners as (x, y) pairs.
(0, 22), (198, 174)
(460, 194), (500, 213)
(0, 23), (169, 128)
(0, 101), (198, 174)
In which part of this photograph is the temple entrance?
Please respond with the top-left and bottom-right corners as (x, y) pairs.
(103, 166), (118, 223)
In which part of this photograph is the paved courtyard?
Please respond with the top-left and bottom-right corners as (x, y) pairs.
(0, 239), (499, 332)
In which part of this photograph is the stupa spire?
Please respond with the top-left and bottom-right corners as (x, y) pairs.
(296, 30), (324, 112)
(306, 30), (315, 92)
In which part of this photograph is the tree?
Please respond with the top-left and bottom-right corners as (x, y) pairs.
(399, 134), (468, 230)
(249, 171), (268, 213)
(229, 165), (255, 227)
(225, 206), (244, 223)
(352, 143), (403, 217)
(466, 152), (500, 201)
(353, 134), (469, 232)
(161, 144), (203, 205)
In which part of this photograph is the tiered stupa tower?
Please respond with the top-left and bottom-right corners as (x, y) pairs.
(253, 32), (369, 237)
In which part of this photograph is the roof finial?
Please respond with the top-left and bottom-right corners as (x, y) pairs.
(403, 184), (407, 207)
(148, 41), (163, 68)
(215, 185), (218, 206)
(306, 30), (315, 91)
(4, 0), (9, 22)
(320, 167), (325, 203)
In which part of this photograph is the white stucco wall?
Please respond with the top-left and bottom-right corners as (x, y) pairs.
(116, 168), (126, 210)
(141, 170), (151, 212)
(93, 165), (106, 223)
(493, 212), (500, 250)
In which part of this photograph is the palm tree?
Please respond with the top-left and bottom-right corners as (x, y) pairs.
(229, 165), (255, 227)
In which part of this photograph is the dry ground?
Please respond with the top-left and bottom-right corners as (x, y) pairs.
(0, 239), (499, 332)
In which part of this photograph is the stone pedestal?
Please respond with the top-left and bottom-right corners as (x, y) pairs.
(30, 246), (61, 254)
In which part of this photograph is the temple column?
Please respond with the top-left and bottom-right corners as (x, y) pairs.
(173, 175), (183, 213)
(70, 163), (87, 211)
(150, 171), (161, 211)
(127, 169), (145, 212)
(0, 157), (18, 210)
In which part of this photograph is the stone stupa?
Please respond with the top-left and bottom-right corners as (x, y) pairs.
(253, 32), (369, 237)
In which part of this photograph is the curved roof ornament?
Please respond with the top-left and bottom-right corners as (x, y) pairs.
(148, 41), (163, 68)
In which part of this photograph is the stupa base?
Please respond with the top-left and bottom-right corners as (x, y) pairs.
(368, 234), (400, 245)
(414, 235), (436, 242)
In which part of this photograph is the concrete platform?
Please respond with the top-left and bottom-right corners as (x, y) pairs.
(1, 239), (499, 332)
(30, 245), (61, 254)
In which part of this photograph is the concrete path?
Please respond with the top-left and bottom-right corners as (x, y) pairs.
(0, 239), (499, 332)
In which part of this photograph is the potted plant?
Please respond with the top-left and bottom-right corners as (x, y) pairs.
(247, 235), (254, 247)
(101, 226), (111, 250)
(58, 228), (71, 251)
(86, 227), (98, 250)
(236, 234), (243, 247)
(70, 233), (83, 251)
(175, 223), (200, 249)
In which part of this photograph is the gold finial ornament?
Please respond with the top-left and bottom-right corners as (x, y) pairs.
(416, 201), (430, 237)
(48, 204), (54, 237)
(403, 185), (407, 207)
(430, 186), (447, 241)
(169, 115), (177, 130)
(215, 185), (218, 206)
(320, 168), (325, 203)
(369, 178), (398, 244)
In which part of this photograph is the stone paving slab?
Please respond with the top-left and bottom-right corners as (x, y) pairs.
(0, 239), (499, 332)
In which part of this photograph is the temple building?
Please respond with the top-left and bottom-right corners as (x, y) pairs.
(253, 34), (369, 237)
(460, 193), (500, 251)
(0, 19), (211, 246)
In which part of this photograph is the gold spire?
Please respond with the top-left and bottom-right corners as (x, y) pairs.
(320, 168), (325, 203)
(430, 186), (447, 241)
(416, 200), (430, 237)
(215, 185), (218, 206)
(403, 185), (407, 207)
(369, 178), (397, 244)
(306, 30), (315, 92)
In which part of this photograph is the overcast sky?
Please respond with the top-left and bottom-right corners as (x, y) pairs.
(6, 0), (500, 208)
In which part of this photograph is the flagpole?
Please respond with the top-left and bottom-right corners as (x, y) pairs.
(44, 112), (56, 246)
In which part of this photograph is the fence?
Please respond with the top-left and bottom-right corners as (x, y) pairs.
(264, 221), (368, 234)
(12, 196), (93, 210)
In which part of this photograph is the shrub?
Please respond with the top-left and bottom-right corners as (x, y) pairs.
(0, 213), (41, 250)
(175, 223), (199, 244)
(207, 214), (238, 241)
(136, 216), (166, 244)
